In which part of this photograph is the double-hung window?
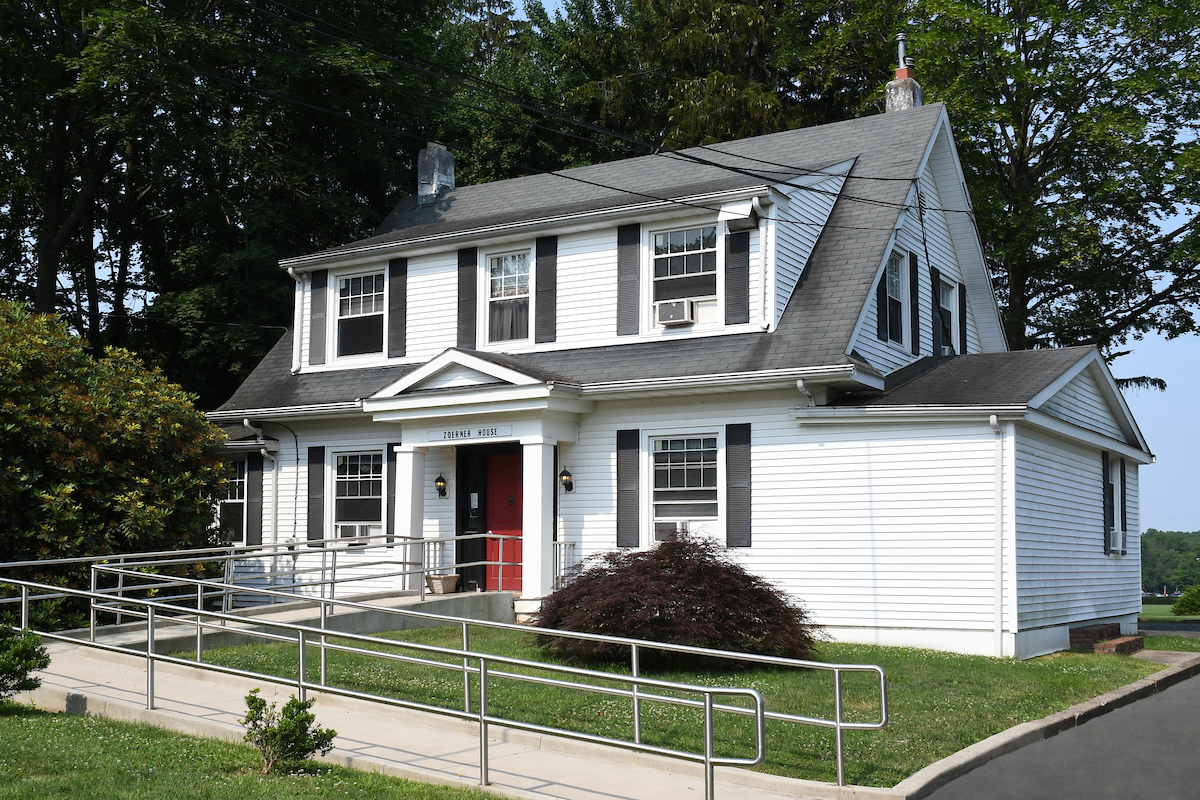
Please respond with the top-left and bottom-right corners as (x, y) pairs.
(885, 251), (904, 344)
(938, 282), (956, 355)
(653, 226), (717, 305)
(334, 452), (383, 545)
(652, 436), (718, 539)
(488, 251), (530, 342)
(337, 272), (385, 357)
(219, 459), (247, 542)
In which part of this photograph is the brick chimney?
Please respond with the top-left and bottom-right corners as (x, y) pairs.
(885, 33), (924, 113)
(417, 142), (455, 206)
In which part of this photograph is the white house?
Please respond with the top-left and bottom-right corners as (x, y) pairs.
(207, 93), (1152, 659)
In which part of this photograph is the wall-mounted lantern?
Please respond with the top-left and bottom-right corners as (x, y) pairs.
(558, 468), (574, 492)
(434, 474), (448, 498)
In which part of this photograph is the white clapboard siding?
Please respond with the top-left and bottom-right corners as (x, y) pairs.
(1014, 427), (1140, 627)
(1038, 368), (1124, 440)
(774, 173), (846, 325)
(558, 393), (1004, 633)
(406, 251), (459, 359)
(555, 228), (620, 346)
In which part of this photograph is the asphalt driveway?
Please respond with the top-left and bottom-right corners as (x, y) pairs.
(1139, 621), (1200, 638)
(924, 671), (1200, 800)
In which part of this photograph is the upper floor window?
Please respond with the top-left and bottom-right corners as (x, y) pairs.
(884, 251), (904, 344)
(938, 281), (956, 355)
(653, 226), (717, 303)
(219, 459), (246, 542)
(337, 272), (385, 357)
(488, 251), (530, 342)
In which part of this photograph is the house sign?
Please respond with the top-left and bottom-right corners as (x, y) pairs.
(430, 425), (513, 442)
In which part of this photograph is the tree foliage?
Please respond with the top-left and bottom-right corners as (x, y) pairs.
(1141, 529), (1200, 593)
(0, 301), (225, 589)
(1171, 584), (1200, 616)
(0, 0), (449, 408)
(534, 535), (822, 666)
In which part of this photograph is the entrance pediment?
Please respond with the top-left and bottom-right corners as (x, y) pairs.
(370, 349), (545, 399)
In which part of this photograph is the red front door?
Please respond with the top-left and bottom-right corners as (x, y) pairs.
(485, 453), (522, 592)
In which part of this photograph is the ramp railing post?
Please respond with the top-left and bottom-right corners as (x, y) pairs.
(703, 692), (715, 800)
(89, 566), (97, 641)
(835, 668), (845, 786)
(478, 657), (489, 786)
(462, 621), (471, 712)
(632, 644), (642, 744)
(20, 585), (29, 630)
(319, 600), (328, 685)
(196, 583), (205, 662)
(298, 630), (307, 702)
(146, 606), (156, 710)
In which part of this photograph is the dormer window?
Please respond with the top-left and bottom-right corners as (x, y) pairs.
(938, 281), (956, 355)
(488, 251), (530, 342)
(653, 226), (717, 304)
(884, 252), (904, 343)
(337, 272), (385, 356)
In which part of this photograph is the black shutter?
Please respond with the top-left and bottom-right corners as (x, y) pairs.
(929, 266), (943, 355)
(388, 259), (407, 358)
(1120, 457), (1128, 546)
(308, 446), (326, 546)
(1101, 451), (1113, 554)
(457, 248), (477, 349)
(386, 442), (400, 544)
(246, 453), (264, 547)
(309, 269), (328, 365)
(617, 224), (640, 336)
(726, 423), (751, 548)
(535, 236), (558, 343)
(958, 281), (968, 354)
(875, 275), (888, 341)
(725, 231), (750, 325)
(909, 253), (920, 355)
(616, 429), (639, 547)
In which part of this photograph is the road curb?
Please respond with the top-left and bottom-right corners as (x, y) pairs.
(889, 653), (1200, 799)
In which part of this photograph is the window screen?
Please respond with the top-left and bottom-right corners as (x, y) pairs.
(653, 226), (717, 303)
(489, 252), (530, 341)
(653, 436), (718, 526)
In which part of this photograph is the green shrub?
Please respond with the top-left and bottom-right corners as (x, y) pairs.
(534, 535), (822, 667)
(0, 624), (51, 700)
(241, 689), (336, 773)
(1171, 586), (1200, 616)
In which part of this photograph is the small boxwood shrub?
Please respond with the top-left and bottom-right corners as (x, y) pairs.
(1171, 586), (1200, 616)
(241, 689), (336, 773)
(534, 535), (822, 667)
(0, 624), (50, 700)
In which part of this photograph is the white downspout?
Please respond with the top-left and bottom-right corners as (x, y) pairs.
(757, 196), (771, 331)
(287, 267), (303, 374)
(990, 414), (1004, 657)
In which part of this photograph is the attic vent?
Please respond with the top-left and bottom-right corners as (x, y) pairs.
(418, 143), (455, 206)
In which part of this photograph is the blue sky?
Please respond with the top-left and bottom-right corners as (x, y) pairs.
(1116, 333), (1200, 533)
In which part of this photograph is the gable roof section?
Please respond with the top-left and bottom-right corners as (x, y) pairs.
(833, 346), (1149, 453)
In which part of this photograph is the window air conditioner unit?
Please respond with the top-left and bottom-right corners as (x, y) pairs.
(656, 300), (694, 326)
(940, 345), (955, 357)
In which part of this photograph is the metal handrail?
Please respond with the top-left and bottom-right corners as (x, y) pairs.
(5, 577), (764, 800)
(85, 564), (886, 785)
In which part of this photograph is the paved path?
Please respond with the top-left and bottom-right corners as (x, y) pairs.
(1139, 621), (1200, 639)
(19, 639), (830, 800)
(924, 668), (1200, 800)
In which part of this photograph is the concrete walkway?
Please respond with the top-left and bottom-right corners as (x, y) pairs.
(19, 637), (857, 800)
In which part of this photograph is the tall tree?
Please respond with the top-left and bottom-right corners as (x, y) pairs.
(0, 0), (449, 407)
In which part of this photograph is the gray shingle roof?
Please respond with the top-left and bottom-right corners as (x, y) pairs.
(838, 347), (1095, 407)
(217, 104), (951, 413)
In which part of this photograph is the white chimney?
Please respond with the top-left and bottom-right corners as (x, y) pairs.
(885, 34), (924, 113)
(417, 143), (455, 206)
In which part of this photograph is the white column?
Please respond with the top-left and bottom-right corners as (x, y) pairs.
(395, 445), (426, 592)
(521, 438), (556, 600)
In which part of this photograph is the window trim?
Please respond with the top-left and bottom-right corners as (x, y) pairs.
(640, 425), (725, 547)
(643, 218), (727, 332)
(329, 268), (388, 362)
(328, 447), (387, 547)
(883, 250), (906, 347)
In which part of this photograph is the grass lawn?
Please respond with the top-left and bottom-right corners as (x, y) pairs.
(1144, 635), (1200, 653)
(0, 701), (493, 800)
(191, 626), (1161, 788)
(1138, 604), (1200, 622)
